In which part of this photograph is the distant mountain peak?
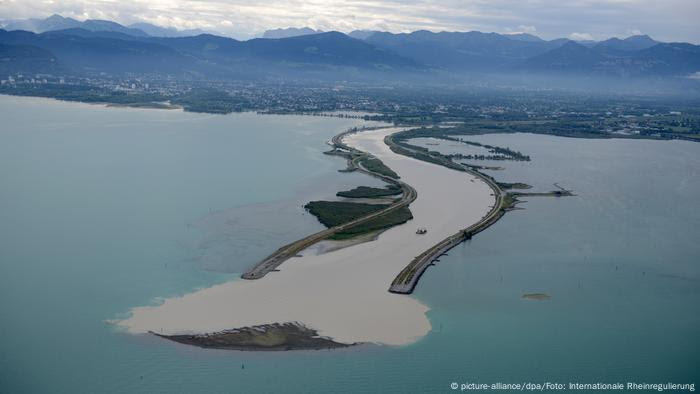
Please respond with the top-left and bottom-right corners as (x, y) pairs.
(520, 40), (605, 73)
(504, 33), (544, 42)
(128, 22), (208, 37)
(596, 34), (658, 52)
(45, 14), (71, 22)
(262, 27), (322, 39)
(626, 34), (653, 41)
(308, 31), (345, 39)
(347, 30), (379, 40)
(624, 34), (657, 46)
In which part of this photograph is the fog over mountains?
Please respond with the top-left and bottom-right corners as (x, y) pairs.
(1, 15), (699, 86)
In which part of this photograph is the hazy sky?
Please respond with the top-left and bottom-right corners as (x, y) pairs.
(1, 0), (698, 42)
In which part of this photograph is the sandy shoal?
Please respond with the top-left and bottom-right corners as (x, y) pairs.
(117, 127), (494, 346)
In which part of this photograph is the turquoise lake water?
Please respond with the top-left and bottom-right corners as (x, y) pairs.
(1, 96), (698, 393)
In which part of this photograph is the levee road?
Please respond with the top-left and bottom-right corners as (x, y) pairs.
(241, 127), (416, 280)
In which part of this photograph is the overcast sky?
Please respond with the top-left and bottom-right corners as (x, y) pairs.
(1, 0), (698, 42)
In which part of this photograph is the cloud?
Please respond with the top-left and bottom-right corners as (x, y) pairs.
(505, 24), (537, 34)
(0, 0), (698, 42)
(569, 32), (595, 41)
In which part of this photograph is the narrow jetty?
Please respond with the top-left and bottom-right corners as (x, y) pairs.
(384, 135), (573, 294)
(387, 147), (505, 294)
(241, 128), (417, 280)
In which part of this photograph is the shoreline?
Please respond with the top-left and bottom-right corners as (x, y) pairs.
(117, 126), (495, 348)
(0, 92), (186, 113)
(0, 92), (379, 119)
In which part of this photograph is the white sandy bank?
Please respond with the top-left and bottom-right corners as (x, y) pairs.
(118, 128), (494, 346)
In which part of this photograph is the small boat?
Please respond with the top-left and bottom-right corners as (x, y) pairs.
(416, 227), (427, 234)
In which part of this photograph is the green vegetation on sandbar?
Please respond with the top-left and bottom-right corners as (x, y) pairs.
(336, 184), (402, 198)
(386, 136), (466, 172)
(522, 293), (551, 301)
(497, 182), (532, 190)
(156, 322), (351, 351)
(304, 201), (412, 240)
(358, 157), (399, 179)
(305, 201), (386, 227)
(502, 193), (519, 210)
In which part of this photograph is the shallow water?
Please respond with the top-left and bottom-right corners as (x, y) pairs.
(1, 96), (698, 393)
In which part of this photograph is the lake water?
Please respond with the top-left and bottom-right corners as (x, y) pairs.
(1, 96), (698, 393)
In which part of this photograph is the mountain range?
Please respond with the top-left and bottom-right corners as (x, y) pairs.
(0, 14), (208, 37)
(0, 28), (421, 80)
(1, 15), (699, 83)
